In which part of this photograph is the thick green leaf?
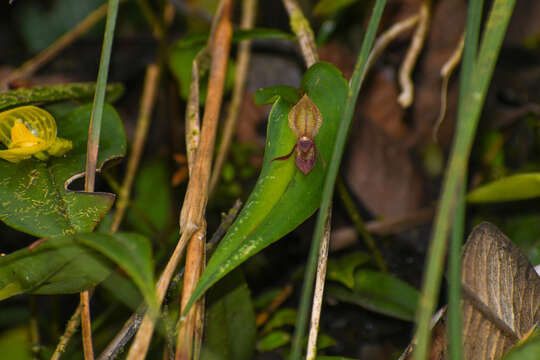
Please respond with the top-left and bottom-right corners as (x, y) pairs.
(263, 308), (297, 333)
(126, 159), (173, 236)
(0, 82), (124, 111)
(0, 232), (155, 308)
(467, 173), (540, 203)
(326, 251), (370, 289)
(0, 103), (126, 237)
(201, 270), (256, 360)
(257, 331), (291, 352)
(254, 85), (301, 106)
(76, 232), (157, 311)
(186, 62), (348, 312)
(503, 329), (540, 360)
(327, 270), (419, 321)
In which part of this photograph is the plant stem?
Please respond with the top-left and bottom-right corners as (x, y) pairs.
(413, 1), (517, 359)
(289, 2), (387, 359)
(50, 303), (82, 360)
(282, 0), (319, 67)
(209, 0), (256, 195)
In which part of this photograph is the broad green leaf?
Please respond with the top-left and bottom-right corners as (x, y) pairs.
(201, 270), (256, 360)
(314, 0), (360, 16)
(0, 82), (124, 111)
(76, 232), (157, 311)
(467, 173), (540, 203)
(0, 103), (126, 237)
(503, 329), (540, 360)
(174, 28), (294, 50)
(0, 328), (32, 360)
(126, 159), (173, 236)
(186, 62), (348, 312)
(327, 251), (370, 289)
(254, 85), (301, 106)
(257, 331), (291, 352)
(263, 308), (297, 333)
(0, 232), (156, 309)
(327, 270), (419, 321)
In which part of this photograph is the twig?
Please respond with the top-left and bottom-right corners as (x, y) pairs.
(80, 291), (95, 360)
(110, 64), (160, 233)
(397, 0), (430, 108)
(365, 14), (420, 73)
(0, 1), (125, 90)
(336, 178), (387, 272)
(50, 303), (83, 360)
(282, 0), (319, 67)
(433, 33), (465, 141)
(126, 2), (234, 358)
(209, 0), (256, 194)
(176, 228), (206, 360)
(306, 209), (331, 360)
(256, 284), (294, 327)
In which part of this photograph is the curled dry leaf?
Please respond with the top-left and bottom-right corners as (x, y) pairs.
(401, 222), (540, 359)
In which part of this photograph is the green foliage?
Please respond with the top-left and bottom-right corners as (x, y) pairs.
(0, 232), (157, 311)
(314, 0), (360, 16)
(263, 308), (297, 333)
(502, 215), (540, 264)
(0, 82), (124, 111)
(0, 103), (126, 237)
(185, 62), (348, 313)
(467, 173), (540, 202)
(257, 331), (291, 352)
(254, 85), (302, 106)
(326, 251), (370, 289)
(327, 270), (419, 322)
(0, 328), (31, 360)
(202, 270), (256, 360)
(503, 329), (540, 360)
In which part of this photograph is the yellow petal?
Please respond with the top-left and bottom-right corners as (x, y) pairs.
(10, 122), (45, 148)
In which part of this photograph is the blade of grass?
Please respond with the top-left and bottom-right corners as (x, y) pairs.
(81, 1), (120, 359)
(288, 1), (387, 359)
(413, 1), (516, 359)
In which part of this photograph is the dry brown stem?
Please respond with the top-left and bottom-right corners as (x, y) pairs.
(80, 291), (94, 360)
(110, 64), (160, 233)
(398, 0), (431, 107)
(256, 284), (294, 327)
(282, 0), (318, 67)
(209, 0), (256, 194)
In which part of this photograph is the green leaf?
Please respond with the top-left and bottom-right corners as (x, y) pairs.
(467, 173), (540, 203)
(326, 251), (370, 289)
(501, 215), (540, 264)
(316, 357), (358, 360)
(0, 232), (156, 309)
(0, 328), (32, 360)
(185, 62), (348, 312)
(327, 270), (419, 321)
(126, 159), (173, 236)
(257, 331), (291, 352)
(0, 82), (124, 111)
(254, 86), (302, 106)
(314, 0), (360, 16)
(202, 270), (256, 360)
(0, 103), (126, 237)
(315, 333), (337, 350)
(263, 308), (297, 333)
(174, 28), (294, 50)
(76, 232), (157, 311)
(503, 329), (540, 360)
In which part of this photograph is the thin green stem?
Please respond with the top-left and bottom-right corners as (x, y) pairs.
(336, 178), (387, 272)
(413, 1), (517, 359)
(85, 0), (120, 192)
(288, 1), (387, 359)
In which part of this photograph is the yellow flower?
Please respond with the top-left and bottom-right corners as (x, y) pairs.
(0, 106), (72, 163)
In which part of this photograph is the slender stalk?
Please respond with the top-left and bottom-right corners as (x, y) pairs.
(0, 1), (126, 89)
(209, 0), (256, 194)
(282, 0), (319, 67)
(50, 304), (82, 360)
(110, 64), (160, 233)
(80, 1), (120, 359)
(336, 178), (387, 272)
(306, 208), (331, 360)
(289, 2), (387, 359)
(413, 1), (516, 359)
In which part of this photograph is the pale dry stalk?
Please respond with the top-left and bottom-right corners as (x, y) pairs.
(282, 0), (319, 67)
(80, 291), (94, 360)
(209, 0), (256, 194)
(110, 64), (160, 233)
